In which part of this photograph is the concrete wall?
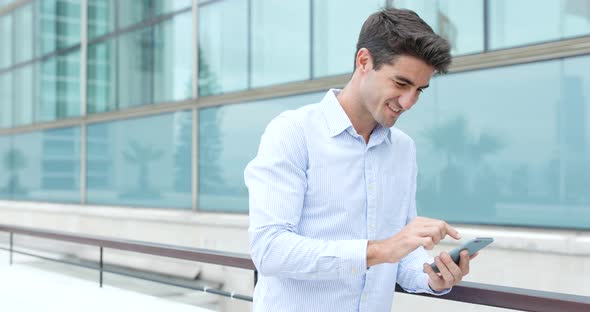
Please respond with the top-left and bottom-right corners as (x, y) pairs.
(0, 200), (588, 311)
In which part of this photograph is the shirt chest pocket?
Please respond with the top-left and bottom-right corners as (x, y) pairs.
(380, 171), (410, 230)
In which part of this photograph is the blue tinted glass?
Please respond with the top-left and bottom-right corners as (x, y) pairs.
(13, 64), (34, 126)
(38, 0), (81, 56)
(0, 135), (11, 199)
(394, 0), (484, 55)
(87, 12), (192, 114)
(251, 0), (310, 87)
(0, 73), (11, 128)
(397, 56), (590, 229)
(489, 0), (590, 49)
(37, 50), (81, 122)
(0, 14), (11, 68)
(10, 127), (80, 203)
(86, 111), (192, 209)
(118, 0), (191, 29)
(13, 3), (33, 63)
(312, 0), (383, 77)
(198, 92), (323, 212)
(87, 39), (116, 113)
(198, 0), (248, 96)
(88, 0), (115, 39)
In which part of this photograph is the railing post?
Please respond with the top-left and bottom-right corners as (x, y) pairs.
(99, 246), (103, 288)
(9, 232), (13, 265)
(254, 270), (258, 287)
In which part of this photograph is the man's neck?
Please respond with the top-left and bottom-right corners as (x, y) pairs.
(336, 85), (377, 144)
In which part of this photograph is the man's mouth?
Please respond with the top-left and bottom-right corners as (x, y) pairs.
(387, 102), (402, 113)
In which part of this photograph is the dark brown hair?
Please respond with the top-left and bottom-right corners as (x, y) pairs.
(356, 8), (451, 73)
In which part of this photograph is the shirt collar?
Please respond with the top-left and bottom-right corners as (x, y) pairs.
(320, 89), (392, 145)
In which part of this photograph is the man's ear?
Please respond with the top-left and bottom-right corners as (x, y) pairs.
(356, 48), (373, 72)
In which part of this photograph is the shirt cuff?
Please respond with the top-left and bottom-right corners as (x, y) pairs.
(335, 239), (368, 277)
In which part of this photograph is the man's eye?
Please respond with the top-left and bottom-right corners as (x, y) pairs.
(395, 82), (406, 88)
(418, 88), (424, 93)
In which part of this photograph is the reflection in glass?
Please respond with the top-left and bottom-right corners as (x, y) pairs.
(251, 0), (310, 87)
(0, 73), (11, 128)
(87, 40), (116, 113)
(88, 0), (116, 39)
(118, 0), (191, 29)
(13, 3), (33, 63)
(394, 0), (484, 55)
(0, 135), (11, 198)
(38, 0), (81, 56)
(87, 12), (192, 114)
(10, 127), (80, 203)
(37, 50), (81, 122)
(12, 65), (34, 126)
(489, 0), (590, 49)
(313, 0), (383, 77)
(0, 14), (11, 68)
(198, 92), (323, 212)
(397, 55), (590, 229)
(198, 0), (248, 96)
(86, 111), (192, 209)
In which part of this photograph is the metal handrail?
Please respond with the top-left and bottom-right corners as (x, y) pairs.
(1, 224), (589, 311)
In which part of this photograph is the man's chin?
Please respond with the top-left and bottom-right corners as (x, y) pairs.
(380, 118), (398, 129)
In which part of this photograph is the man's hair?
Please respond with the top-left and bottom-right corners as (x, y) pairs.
(355, 8), (451, 73)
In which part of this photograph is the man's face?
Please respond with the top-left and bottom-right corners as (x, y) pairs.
(359, 53), (435, 128)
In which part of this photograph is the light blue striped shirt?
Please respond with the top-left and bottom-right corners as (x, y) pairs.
(245, 89), (448, 312)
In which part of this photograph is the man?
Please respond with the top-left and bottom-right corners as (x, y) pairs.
(245, 8), (476, 312)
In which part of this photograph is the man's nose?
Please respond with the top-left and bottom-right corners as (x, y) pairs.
(398, 91), (418, 111)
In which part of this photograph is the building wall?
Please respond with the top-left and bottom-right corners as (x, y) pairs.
(0, 0), (590, 311)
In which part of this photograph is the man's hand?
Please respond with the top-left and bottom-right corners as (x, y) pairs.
(367, 217), (461, 266)
(423, 250), (478, 292)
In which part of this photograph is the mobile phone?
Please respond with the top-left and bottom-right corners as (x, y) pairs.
(429, 237), (493, 273)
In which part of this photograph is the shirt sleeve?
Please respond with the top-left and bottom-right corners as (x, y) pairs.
(396, 139), (451, 295)
(244, 114), (368, 280)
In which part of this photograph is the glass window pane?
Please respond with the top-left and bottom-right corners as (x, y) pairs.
(36, 50), (81, 122)
(88, 0), (115, 39)
(86, 111), (192, 209)
(198, 92), (323, 212)
(394, 0), (484, 55)
(11, 127), (80, 203)
(563, 0), (590, 38)
(0, 14), (11, 68)
(313, 0), (383, 78)
(37, 0), (81, 56)
(397, 56), (590, 229)
(198, 0), (248, 96)
(13, 64), (34, 126)
(118, 0), (191, 29)
(489, 0), (590, 50)
(0, 73), (11, 128)
(13, 3), (33, 63)
(251, 0), (310, 87)
(88, 13), (192, 114)
(87, 40), (116, 113)
(153, 12), (193, 103)
(0, 135), (10, 199)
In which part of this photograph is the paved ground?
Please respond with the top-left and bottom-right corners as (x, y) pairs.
(0, 250), (220, 312)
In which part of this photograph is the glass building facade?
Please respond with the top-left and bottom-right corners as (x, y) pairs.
(0, 0), (589, 229)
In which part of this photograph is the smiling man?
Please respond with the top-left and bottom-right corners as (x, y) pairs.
(245, 8), (474, 312)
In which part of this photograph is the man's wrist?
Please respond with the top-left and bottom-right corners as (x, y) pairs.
(367, 240), (385, 267)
